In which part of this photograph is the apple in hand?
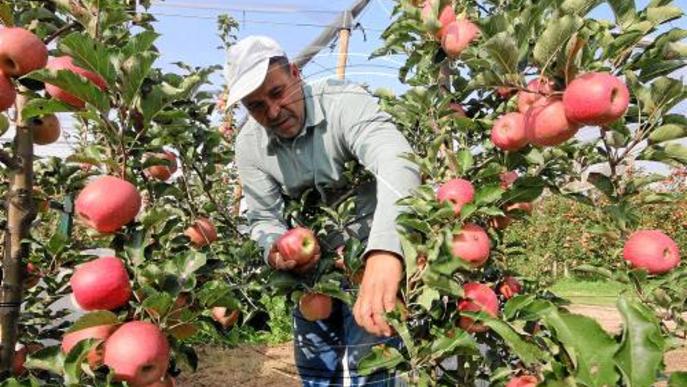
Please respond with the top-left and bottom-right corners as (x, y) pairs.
(457, 282), (499, 333)
(276, 227), (319, 266)
(491, 112), (527, 151)
(104, 321), (170, 387)
(563, 72), (630, 126)
(0, 27), (48, 77)
(75, 176), (142, 233)
(525, 99), (580, 146)
(451, 223), (491, 267)
(623, 230), (680, 274)
(437, 178), (475, 215)
(71, 256), (131, 311)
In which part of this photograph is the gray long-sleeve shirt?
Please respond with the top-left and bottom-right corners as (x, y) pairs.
(235, 78), (421, 263)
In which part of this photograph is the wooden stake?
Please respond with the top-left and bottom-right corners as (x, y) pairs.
(336, 27), (351, 80)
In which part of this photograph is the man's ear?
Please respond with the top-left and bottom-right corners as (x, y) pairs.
(290, 63), (301, 79)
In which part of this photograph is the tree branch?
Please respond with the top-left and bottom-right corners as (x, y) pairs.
(43, 22), (79, 45)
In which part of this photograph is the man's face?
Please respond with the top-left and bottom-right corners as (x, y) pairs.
(242, 62), (305, 139)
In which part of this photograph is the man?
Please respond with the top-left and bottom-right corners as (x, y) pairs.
(227, 36), (420, 386)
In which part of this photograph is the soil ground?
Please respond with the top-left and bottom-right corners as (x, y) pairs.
(177, 305), (687, 386)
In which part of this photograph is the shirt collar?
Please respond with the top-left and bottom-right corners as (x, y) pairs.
(261, 82), (326, 149)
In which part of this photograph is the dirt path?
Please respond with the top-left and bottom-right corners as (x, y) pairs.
(177, 305), (686, 386)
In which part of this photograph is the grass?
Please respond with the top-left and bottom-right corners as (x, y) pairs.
(547, 277), (629, 306)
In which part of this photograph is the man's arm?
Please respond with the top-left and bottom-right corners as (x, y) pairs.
(235, 132), (288, 264)
(336, 83), (421, 336)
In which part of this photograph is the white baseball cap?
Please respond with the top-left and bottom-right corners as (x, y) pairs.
(224, 36), (287, 106)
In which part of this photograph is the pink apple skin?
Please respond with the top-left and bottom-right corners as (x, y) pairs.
(62, 324), (118, 367)
(525, 99), (580, 146)
(45, 56), (107, 108)
(104, 321), (170, 387)
(563, 72), (630, 126)
(70, 256), (131, 311)
(491, 112), (528, 151)
(506, 375), (539, 387)
(441, 19), (479, 58)
(0, 74), (15, 111)
(517, 77), (554, 114)
(451, 223), (491, 267)
(75, 175), (142, 233)
(623, 230), (680, 274)
(499, 171), (518, 189)
(277, 227), (319, 266)
(436, 5), (457, 40)
(499, 276), (523, 299)
(437, 178), (475, 215)
(0, 27), (48, 77)
(457, 282), (499, 333)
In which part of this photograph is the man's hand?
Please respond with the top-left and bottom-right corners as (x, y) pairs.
(353, 251), (403, 337)
(267, 243), (321, 274)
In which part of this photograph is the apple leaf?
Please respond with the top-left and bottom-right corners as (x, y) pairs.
(20, 98), (76, 120)
(484, 32), (519, 76)
(649, 124), (687, 144)
(637, 58), (686, 82)
(357, 345), (405, 376)
(141, 291), (174, 318)
(23, 346), (64, 377)
(587, 172), (615, 198)
(533, 15), (583, 69)
(139, 74), (203, 122)
(669, 372), (687, 386)
(67, 311), (118, 333)
(58, 32), (116, 87)
(560, 0), (603, 16)
(484, 317), (550, 366)
(607, 0), (637, 29)
(542, 308), (620, 386)
(427, 327), (478, 362)
(614, 294), (666, 386)
(120, 51), (158, 109)
(64, 338), (101, 384)
(646, 5), (683, 25)
(23, 68), (109, 112)
(474, 184), (504, 205)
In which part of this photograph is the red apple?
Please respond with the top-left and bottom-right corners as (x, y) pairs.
(441, 18), (479, 58)
(0, 27), (48, 77)
(104, 321), (170, 387)
(506, 375), (539, 387)
(24, 262), (41, 289)
(30, 114), (61, 145)
(499, 171), (518, 189)
(0, 73), (15, 111)
(491, 112), (528, 151)
(623, 230), (680, 274)
(211, 307), (240, 329)
(75, 175), (142, 233)
(12, 343), (27, 376)
(563, 72), (630, 126)
(184, 217), (217, 247)
(144, 151), (177, 181)
(62, 324), (118, 367)
(71, 256), (131, 311)
(451, 223), (491, 267)
(299, 293), (333, 321)
(421, 3), (456, 40)
(276, 227), (319, 266)
(457, 282), (499, 333)
(517, 77), (554, 114)
(499, 276), (522, 299)
(496, 86), (515, 99)
(449, 102), (466, 118)
(45, 56), (107, 108)
(437, 178), (475, 215)
(525, 99), (580, 146)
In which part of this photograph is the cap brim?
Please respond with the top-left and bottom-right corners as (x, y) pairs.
(226, 58), (270, 107)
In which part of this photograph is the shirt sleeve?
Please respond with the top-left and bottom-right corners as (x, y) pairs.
(337, 84), (421, 260)
(235, 131), (288, 264)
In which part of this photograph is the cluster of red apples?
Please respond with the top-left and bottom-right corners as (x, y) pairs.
(491, 73), (631, 150)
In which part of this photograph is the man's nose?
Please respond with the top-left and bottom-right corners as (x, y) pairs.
(266, 101), (280, 120)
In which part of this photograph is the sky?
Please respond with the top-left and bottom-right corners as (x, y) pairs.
(8, 0), (687, 161)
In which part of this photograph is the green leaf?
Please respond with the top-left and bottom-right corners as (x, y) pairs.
(614, 293), (666, 387)
(608, 0), (637, 28)
(58, 32), (116, 87)
(456, 149), (474, 174)
(140, 74), (203, 122)
(120, 30), (160, 58)
(474, 184), (504, 205)
(358, 345), (405, 376)
(533, 15), (584, 68)
(142, 292), (174, 318)
(427, 328), (478, 361)
(587, 172), (615, 197)
(417, 287), (440, 311)
(484, 32), (519, 75)
(20, 98), (76, 120)
(649, 123), (687, 144)
(560, 0), (603, 16)
(542, 308), (620, 386)
(120, 51), (158, 108)
(646, 5), (683, 25)
(64, 339), (101, 384)
(24, 68), (109, 112)
(67, 311), (118, 333)
(23, 346), (63, 376)
(669, 372), (687, 386)
(485, 317), (549, 366)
